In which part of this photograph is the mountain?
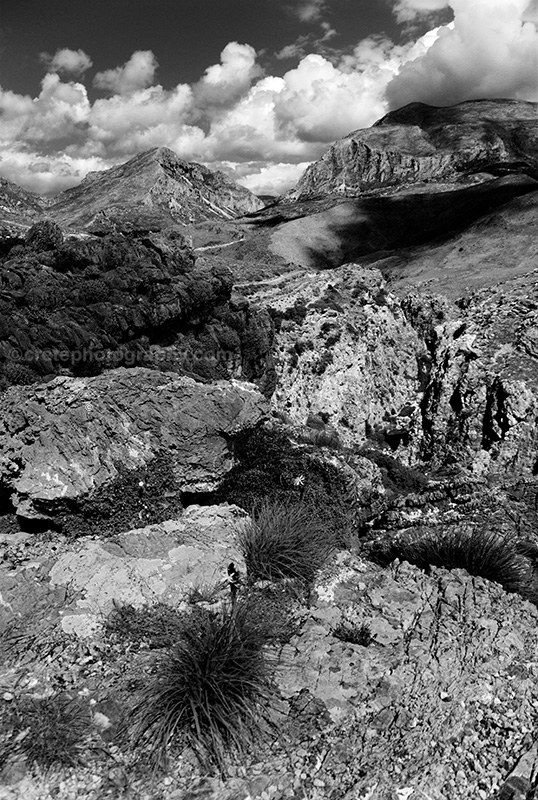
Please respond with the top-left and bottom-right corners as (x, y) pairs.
(286, 98), (538, 200)
(0, 177), (45, 232)
(0, 148), (264, 235)
(47, 147), (264, 232)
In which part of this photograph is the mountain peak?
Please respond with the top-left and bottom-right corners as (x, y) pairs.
(43, 148), (264, 231)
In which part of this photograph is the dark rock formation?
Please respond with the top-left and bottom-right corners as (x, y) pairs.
(0, 367), (268, 522)
(0, 223), (275, 394)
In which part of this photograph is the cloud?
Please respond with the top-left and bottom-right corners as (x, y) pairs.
(41, 48), (93, 77)
(290, 0), (327, 22)
(193, 42), (263, 111)
(233, 161), (312, 195)
(391, 0), (450, 23)
(387, 0), (538, 107)
(275, 21), (337, 61)
(0, 0), (536, 199)
(93, 50), (158, 95)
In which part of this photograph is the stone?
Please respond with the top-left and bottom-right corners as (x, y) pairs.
(0, 368), (268, 519)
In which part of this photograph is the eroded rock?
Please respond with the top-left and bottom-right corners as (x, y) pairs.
(0, 368), (268, 520)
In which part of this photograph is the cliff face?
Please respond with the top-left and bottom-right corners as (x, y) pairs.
(286, 99), (538, 200)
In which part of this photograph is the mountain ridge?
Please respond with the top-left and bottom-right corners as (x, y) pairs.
(0, 147), (264, 235)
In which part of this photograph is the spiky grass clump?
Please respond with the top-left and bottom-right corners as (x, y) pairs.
(237, 500), (334, 584)
(0, 693), (91, 771)
(332, 621), (372, 647)
(127, 602), (273, 770)
(387, 528), (531, 595)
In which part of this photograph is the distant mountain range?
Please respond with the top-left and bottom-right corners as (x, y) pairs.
(0, 147), (264, 235)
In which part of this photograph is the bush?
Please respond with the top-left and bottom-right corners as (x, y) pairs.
(237, 499), (334, 584)
(0, 693), (91, 771)
(376, 528), (531, 595)
(215, 426), (353, 540)
(105, 601), (190, 650)
(126, 602), (273, 770)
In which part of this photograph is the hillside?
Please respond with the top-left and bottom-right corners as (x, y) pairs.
(1, 99), (538, 800)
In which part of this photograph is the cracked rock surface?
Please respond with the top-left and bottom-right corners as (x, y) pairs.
(0, 368), (268, 520)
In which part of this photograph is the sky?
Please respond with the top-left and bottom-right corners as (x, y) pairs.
(0, 0), (537, 197)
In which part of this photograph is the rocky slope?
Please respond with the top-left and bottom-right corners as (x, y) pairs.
(0, 179), (44, 234)
(1, 514), (538, 799)
(286, 99), (538, 199)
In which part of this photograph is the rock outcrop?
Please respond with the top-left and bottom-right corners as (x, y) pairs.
(0, 222), (276, 394)
(287, 99), (538, 199)
(263, 265), (425, 458)
(0, 368), (268, 521)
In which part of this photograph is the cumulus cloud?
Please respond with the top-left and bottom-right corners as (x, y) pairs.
(41, 48), (93, 76)
(0, 0), (536, 197)
(193, 42), (263, 111)
(94, 50), (158, 94)
(387, 0), (538, 107)
(233, 161), (312, 195)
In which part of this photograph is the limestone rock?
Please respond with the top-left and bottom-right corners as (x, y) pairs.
(47, 504), (246, 636)
(263, 264), (426, 457)
(0, 368), (268, 519)
(275, 551), (538, 798)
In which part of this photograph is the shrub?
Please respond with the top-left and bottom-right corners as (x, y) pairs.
(186, 582), (223, 605)
(105, 601), (189, 650)
(126, 602), (273, 770)
(0, 693), (91, 771)
(237, 499), (334, 584)
(376, 528), (531, 595)
(215, 425), (353, 538)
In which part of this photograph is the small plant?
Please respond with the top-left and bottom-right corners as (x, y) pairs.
(237, 499), (334, 584)
(332, 620), (372, 646)
(105, 601), (189, 650)
(0, 693), (91, 771)
(186, 582), (223, 606)
(126, 602), (273, 770)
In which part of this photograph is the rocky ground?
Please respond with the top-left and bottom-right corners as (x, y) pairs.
(1, 98), (538, 799)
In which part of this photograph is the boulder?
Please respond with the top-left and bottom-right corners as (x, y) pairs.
(0, 368), (268, 520)
(47, 504), (247, 637)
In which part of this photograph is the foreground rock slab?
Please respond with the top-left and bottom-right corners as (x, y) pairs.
(275, 552), (538, 799)
(0, 368), (268, 519)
